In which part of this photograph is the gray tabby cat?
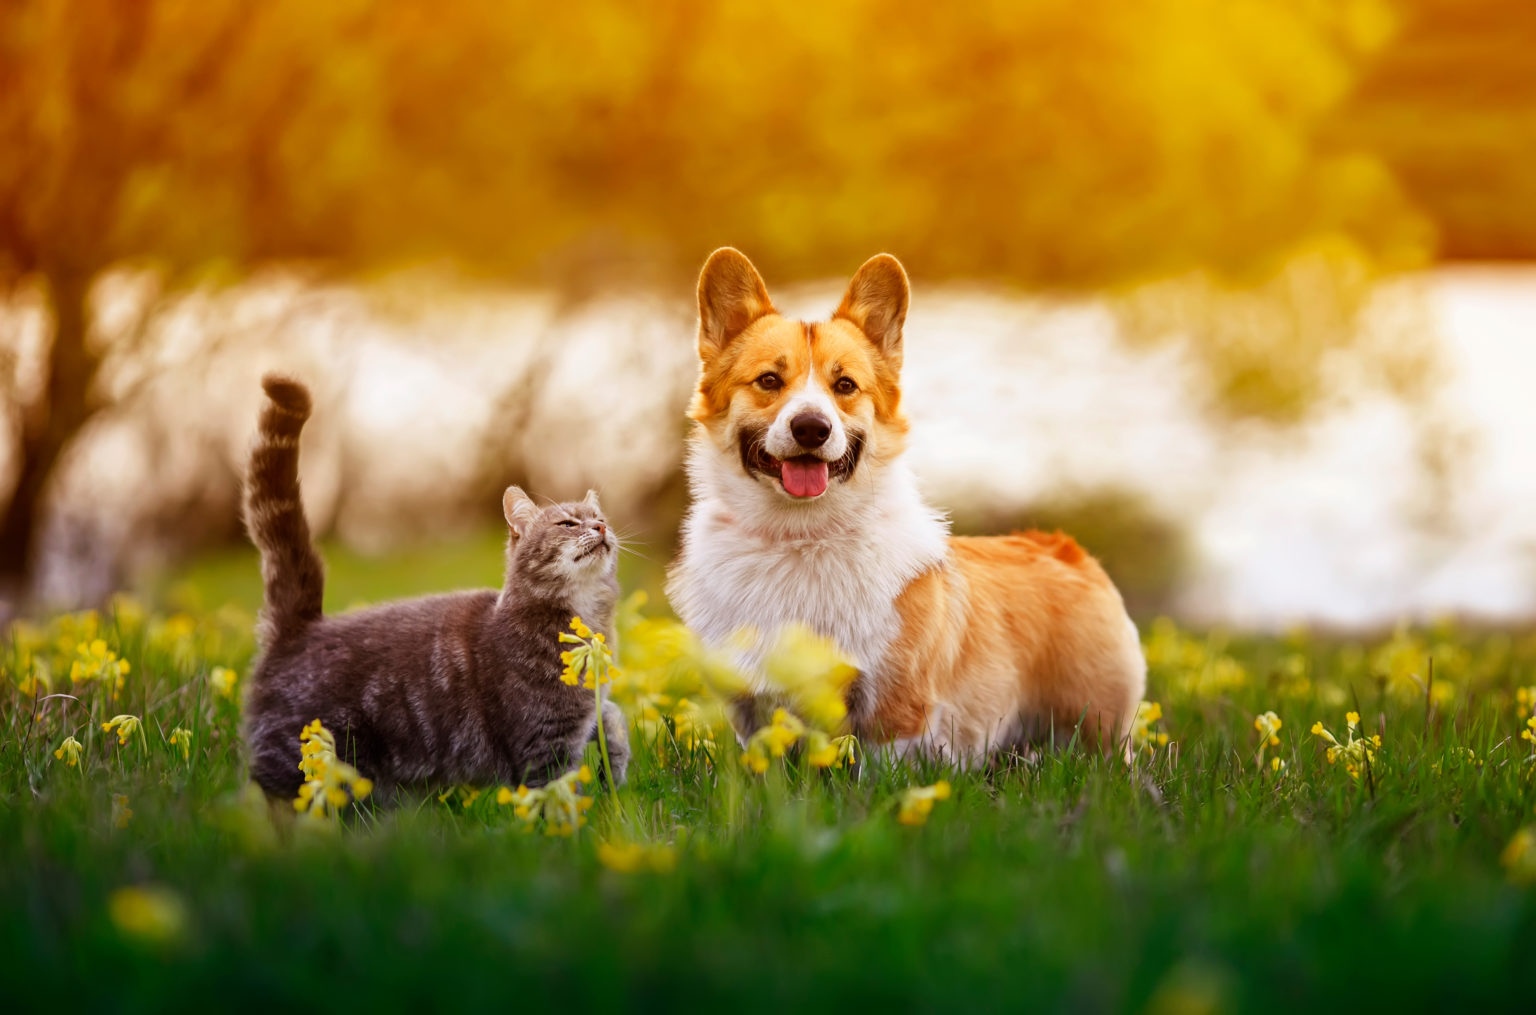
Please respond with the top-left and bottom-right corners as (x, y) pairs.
(241, 373), (628, 801)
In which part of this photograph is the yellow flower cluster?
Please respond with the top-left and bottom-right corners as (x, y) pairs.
(13, 653), (49, 698)
(742, 708), (804, 773)
(71, 639), (130, 690)
(1503, 827), (1536, 885)
(168, 727), (193, 761)
(598, 840), (677, 874)
(897, 781), (952, 826)
(208, 666), (239, 700)
(1254, 711), (1284, 772)
(1144, 619), (1251, 699)
(1311, 711), (1381, 779)
(497, 766), (594, 837)
(112, 793), (134, 829)
(559, 616), (618, 690)
(107, 884), (188, 946)
(1515, 686), (1536, 714)
(1131, 701), (1169, 754)
(53, 735), (83, 767)
(1521, 716), (1536, 755)
(294, 719), (373, 819)
(101, 714), (143, 747)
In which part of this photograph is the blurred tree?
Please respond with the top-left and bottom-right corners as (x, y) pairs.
(0, 0), (1506, 606)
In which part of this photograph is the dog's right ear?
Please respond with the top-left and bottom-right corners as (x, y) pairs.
(697, 247), (774, 361)
(503, 486), (539, 538)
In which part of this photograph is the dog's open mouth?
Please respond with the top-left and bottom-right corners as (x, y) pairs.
(739, 432), (863, 499)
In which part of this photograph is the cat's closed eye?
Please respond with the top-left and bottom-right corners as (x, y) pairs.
(558, 519), (579, 528)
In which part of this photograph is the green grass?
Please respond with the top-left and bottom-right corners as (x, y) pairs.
(3, 538), (1535, 1013)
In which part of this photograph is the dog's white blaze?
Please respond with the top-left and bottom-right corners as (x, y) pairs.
(668, 432), (949, 693)
(764, 368), (848, 461)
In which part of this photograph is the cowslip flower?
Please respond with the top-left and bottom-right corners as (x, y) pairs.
(54, 735), (83, 767)
(805, 731), (859, 769)
(1515, 686), (1536, 715)
(1502, 827), (1536, 885)
(107, 885), (187, 945)
(294, 719), (373, 820)
(112, 793), (134, 828)
(760, 625), (860, 731)
(14, 658), (50, 698)
(897, 781), (952, 826)
(101, 714), (144, 747)
(208, 667), (238, 700)
(70, 639), (130, 687)
(1254, 711), (1283, 771)
(742, 708), (805, 774)
(598, 840), (677, 874)
(559, 617), (618, 690)
(1311, 712), (1382, 779)
(1130, 701), (1169, 754)
(497, 765), (593, 837)
(167, 727), (193, 761)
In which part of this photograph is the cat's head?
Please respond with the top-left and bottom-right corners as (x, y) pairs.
(501, 486), (618, 593)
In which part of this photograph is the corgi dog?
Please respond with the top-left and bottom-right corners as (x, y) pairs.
(666, 248), (1146, 762)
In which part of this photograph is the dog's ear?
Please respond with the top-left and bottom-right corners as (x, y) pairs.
(503, 485), (539, 538)
(697, 247), (774, 361)
(835, 254), (909, 369)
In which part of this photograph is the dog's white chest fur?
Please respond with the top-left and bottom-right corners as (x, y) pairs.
(667, 448), (949, 685)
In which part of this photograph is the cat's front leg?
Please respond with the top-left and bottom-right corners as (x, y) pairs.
(595, 700), (629, 787)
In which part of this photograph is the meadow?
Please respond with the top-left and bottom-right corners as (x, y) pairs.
(3, 539), (1535, 1013)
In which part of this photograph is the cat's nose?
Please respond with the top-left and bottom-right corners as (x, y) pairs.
(594, 523), (606, 537)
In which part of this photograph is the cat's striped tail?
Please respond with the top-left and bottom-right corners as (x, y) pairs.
(245, 374), (324, 645)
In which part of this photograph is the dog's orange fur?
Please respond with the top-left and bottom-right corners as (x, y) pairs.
(675, 248), (1145, 760)
(873, 534), (1142, 755)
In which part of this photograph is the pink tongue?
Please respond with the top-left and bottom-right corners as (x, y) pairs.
(781, 459), (829, 498)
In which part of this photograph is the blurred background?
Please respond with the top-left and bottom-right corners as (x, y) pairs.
(1, 0), (1533, 627)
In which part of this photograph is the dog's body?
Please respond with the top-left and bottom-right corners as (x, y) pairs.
(667, 249), (1146, 763)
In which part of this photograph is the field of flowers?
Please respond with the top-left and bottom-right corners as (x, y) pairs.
(3, 549), (1536, 1012)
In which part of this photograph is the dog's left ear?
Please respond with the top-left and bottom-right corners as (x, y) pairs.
(835, 254), (909, 370)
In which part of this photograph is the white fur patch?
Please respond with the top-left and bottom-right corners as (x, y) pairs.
(667, 431), (949, 694)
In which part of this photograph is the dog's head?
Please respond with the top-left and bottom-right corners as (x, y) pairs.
(687, 248), (910, 511)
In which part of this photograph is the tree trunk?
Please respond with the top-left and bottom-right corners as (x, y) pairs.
(0, 269), (100, 618)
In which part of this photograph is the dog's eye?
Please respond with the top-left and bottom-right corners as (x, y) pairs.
(755, 372), (783, 391)
(833, 376), (858, 395)
(558, 519), (579, 528)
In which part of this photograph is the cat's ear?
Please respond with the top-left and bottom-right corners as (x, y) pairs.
(834, 253), (909, 370)
(697, 247), (774, 362)
(581, 489), (602, 514)
(503, 485), (539, 537)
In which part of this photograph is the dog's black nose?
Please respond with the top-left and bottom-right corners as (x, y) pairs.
(791, 412), (832, 449)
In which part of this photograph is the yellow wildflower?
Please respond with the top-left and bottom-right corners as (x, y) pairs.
(14, 656), (50, 698)
(897, 780), (952, 826)
(760, 625), (860, 731)
(496, 766), (593, 837)
(1271, 756), (1285, 773)
(1253, 711), (1284, 771)
(71, 639), (130, 687)
(742, 708), (805, 773)
(1130, 701), (1169, 754)
(54, 735), (83, 767)
(1515, 686), (1536, 714)
(293, 719), (372, 820)
(1522, 716), (1536, 746)
(598, 840), (677, 874)
(559, 617), (618, 690)
(1502, 827), (1536, 885)
(805, 731), (859, 769)
(101, 714), (143, 747)
(167, 727), (193, 761)
(107, 885), (188, 946)
(1310, 712), (1380, 780)
(209, 667), (238, 700)
(112, 793), (134, 828)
